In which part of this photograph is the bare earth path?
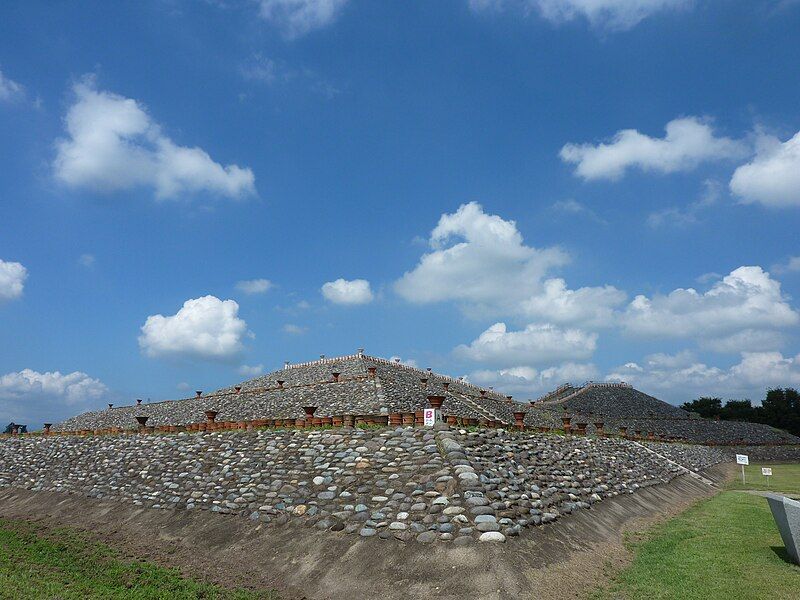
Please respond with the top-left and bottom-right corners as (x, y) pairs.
(0, 463), (732, 600)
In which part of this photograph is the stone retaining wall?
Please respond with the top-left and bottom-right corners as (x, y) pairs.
(0, 427), (726, 544)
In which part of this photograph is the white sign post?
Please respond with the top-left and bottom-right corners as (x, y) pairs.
(423, 408), (437, 427)
(762, 467), (773, 488)
(736, 454), (749, 484)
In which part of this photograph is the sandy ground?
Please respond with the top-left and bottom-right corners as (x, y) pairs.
(0, 463), (733, 600)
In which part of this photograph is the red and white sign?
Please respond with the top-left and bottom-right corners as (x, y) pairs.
(424, 409), (436, 427)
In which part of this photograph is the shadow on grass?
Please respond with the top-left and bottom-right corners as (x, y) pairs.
(770, 545), (795, 565)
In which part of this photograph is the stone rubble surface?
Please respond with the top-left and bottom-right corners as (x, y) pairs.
(0, 427), (725, 544)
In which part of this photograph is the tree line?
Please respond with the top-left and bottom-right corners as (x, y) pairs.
(680, 388), (800, 437)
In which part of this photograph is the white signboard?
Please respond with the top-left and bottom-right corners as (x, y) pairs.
(762, 467), (773, 476)
(423, 409), (436, 427)
(736, 454), (749, 465)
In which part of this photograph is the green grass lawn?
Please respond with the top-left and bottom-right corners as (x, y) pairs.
(0, 518), (277, 599)
(595, 465), (800, 600)
(726, 462), (800, 496)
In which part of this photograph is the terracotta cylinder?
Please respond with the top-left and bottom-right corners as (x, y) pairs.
(332, 416), (343, 427)
(619, 426), (628, 437)
(312, 417), (323, 427)
(427, 395), (445, 409)
(593, 422), (605, 436)
(204, 410), (218, 423)
(513, 411), (526, 430)
(43, 423), (52, 435)
(576, 423), (588, 435)
(447, 415), (458, 426)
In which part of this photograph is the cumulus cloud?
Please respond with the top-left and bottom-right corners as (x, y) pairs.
(0, 68), (24, 102)
(606, 350), (800, 403)
(321, 278), (374, 305)
(235, 278), (273, 295)
(394, 202), (624, 326)
(0, 259), (27, 302)
(139, 296), (250, 361)
(470, 362), (599, 397)
(0, 368), (111, 424)
(238, 364), (265, 377)
(469, 0), (692, 31)
(258, 0), (349, 38)
(455, 322), (597, 366)
(730, 130), (800, 208)
(622, 266), (798, 350)
(561, 117), (747, 181)
(54, 80), (255, 200)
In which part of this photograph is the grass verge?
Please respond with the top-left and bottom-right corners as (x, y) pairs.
(726, 462), (800, 496)
(0, 518), (277, 599)
(594, 464), (800, 600)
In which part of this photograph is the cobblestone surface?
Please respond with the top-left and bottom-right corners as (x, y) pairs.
(0, 427), (725, 543)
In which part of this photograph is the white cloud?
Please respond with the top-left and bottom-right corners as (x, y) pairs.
(550, 199), (607, 224)
(622, 266), (798, 351)
(561, 117), (747, 181)
(394, 202), (624, 326)
(54, 80), (255, 200)
(389, 356), (419, 368)
(238, 364), (265, 376)
(235, 278), (273, 294)
(700, 329), (786, 354)
(455, 322), (597, 366)
(282, 323), (307, 335)
(0, 368), (111, 424)
(519, 278), (625, 328)
(240, 54), (282, 84)
(730, 130), (800, 207)
(0, 259), (27, 302)
(646, 179), (722, 228)
(78, 253), (96, 268)
(139, 295), (250, 361)
(0, 68), (24, 102)
(772, 256), (800, 275)
(257, 0), (349, 38)
(606, 350), (800, 403)
(470, 362), (599, 397)
(469, 0), (692, 31)
(321, 278), (374, 305)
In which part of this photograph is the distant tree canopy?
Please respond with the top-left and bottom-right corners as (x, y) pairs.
(680, 388), (800, 437)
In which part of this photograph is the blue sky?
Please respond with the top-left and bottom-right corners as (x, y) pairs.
(2, 0), (800, 426)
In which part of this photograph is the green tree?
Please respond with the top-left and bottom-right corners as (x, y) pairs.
(720, 399), (756, 422)
(680, 397), (722, 418)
